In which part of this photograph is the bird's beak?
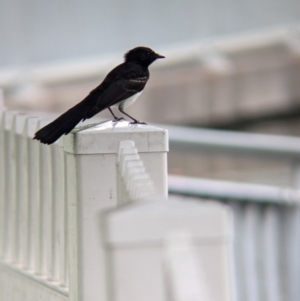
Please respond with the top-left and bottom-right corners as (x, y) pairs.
(155, 53), (165, 59)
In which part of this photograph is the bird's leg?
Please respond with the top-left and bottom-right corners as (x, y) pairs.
(108, 107), (124, 122)
(119, 107), (147, 125)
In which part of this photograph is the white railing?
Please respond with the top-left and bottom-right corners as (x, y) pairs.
(165, 124), (300, 301)
(4, 101), (300, 301)
(0, 109), (68, 299)
(0, 105), (234, 301)
(169, 175), (300, 301)
(0, 107), (169, 300)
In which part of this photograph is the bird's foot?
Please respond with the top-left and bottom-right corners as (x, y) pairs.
(112, 117), (125, 122)
(130, 120), (147, 125)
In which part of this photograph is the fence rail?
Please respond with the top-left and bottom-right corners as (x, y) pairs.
(0, 106), (235, 301)
(0, 109), (68, 297)
(169, 175), (300, 204)
(165, 124), (300, 301)
(2, 107), (204, 301)
(163, 123), (300, 158)
(2, 104), (300, 301)
(169, 175), (300, 301)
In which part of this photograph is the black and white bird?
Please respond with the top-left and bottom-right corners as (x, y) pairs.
(34, 46), (165, 144)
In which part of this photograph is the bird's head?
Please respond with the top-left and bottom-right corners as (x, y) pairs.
(124, 46), (165, 66)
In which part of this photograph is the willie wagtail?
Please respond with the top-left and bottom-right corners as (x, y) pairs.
(34, 46), (165, 144)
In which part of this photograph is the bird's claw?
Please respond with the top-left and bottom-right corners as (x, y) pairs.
(112, 117), (125, 122)
(130, 120), (147, 125)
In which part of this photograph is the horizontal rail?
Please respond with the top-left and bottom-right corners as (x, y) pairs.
(169, 175), (300, 205)
(162, 124), (300, 158)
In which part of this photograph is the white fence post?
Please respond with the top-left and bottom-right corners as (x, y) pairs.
(103, 198), (233, 301)
(164, 231), (212, 301)
(64, 121), (168, 301)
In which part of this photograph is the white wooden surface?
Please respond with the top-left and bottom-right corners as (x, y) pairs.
(0, 110), (69, 300)
(0, 106), (169, 301)
(0, 263), (68, 301)
(117, 140), (157, 203)
(64, 121), (168, 301)
(103, 198), (234, 301)
(164, 231), (212, 301)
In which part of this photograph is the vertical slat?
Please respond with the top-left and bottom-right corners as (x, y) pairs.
(285, 162), (300, 301)
(51, 140), (67, 285)
(63, 151), (69, 288)
(228, 201), (245, 301)
(4, 111), (17, 263)
(15, 114), (29, 267)
(242, 203), (262, 301)
(66, 151), (78, 301)
(281, 206), (300, 301)
(0, 110), (5, 259)
(26, 117), (41, 273)
(39, 121), (53, 278)
(262, 205), (281, 301)
(19, 117), (31, 268)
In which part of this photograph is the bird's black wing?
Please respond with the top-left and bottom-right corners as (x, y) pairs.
(86, 77), (147, 118)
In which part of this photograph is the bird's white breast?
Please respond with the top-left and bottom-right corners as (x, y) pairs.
(112, 91), (142, 110)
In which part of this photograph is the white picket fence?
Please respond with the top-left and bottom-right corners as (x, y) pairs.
(0, 107), (234, 301)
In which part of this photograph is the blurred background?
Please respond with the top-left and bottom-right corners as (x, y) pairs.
(1, 0), (300, 186)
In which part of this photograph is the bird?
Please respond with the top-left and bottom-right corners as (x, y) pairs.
(33, 46), (165, 144)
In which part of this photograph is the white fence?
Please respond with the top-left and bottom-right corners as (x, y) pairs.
(0, 107), (234, 301)
(166, 124), (300, 301)
(169, 175), (300, 301)
(168, 179), (300, 300)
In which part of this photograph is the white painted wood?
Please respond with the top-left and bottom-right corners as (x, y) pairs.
(38, 120), (53, 278)
(0, 111), (70, 300)
(0, 110), (169, 301)
(242, 204), (261, 301)
(117, 140), (157, 203)
(65, 120), (168, 301)
(4, 111), (17, 263)
(51, 140), (67, 286)
(104, 198), (233, 301)
(26, 117), (41, 273)
(15, 114), (29, 267)
(164, 231), (212, 301)
(281, 206), (300, 301)
(262, 206), (280, 301)
(0, 263), (68, 301)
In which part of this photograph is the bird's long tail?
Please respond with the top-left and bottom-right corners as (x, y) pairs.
(34, 98), (93, 145)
